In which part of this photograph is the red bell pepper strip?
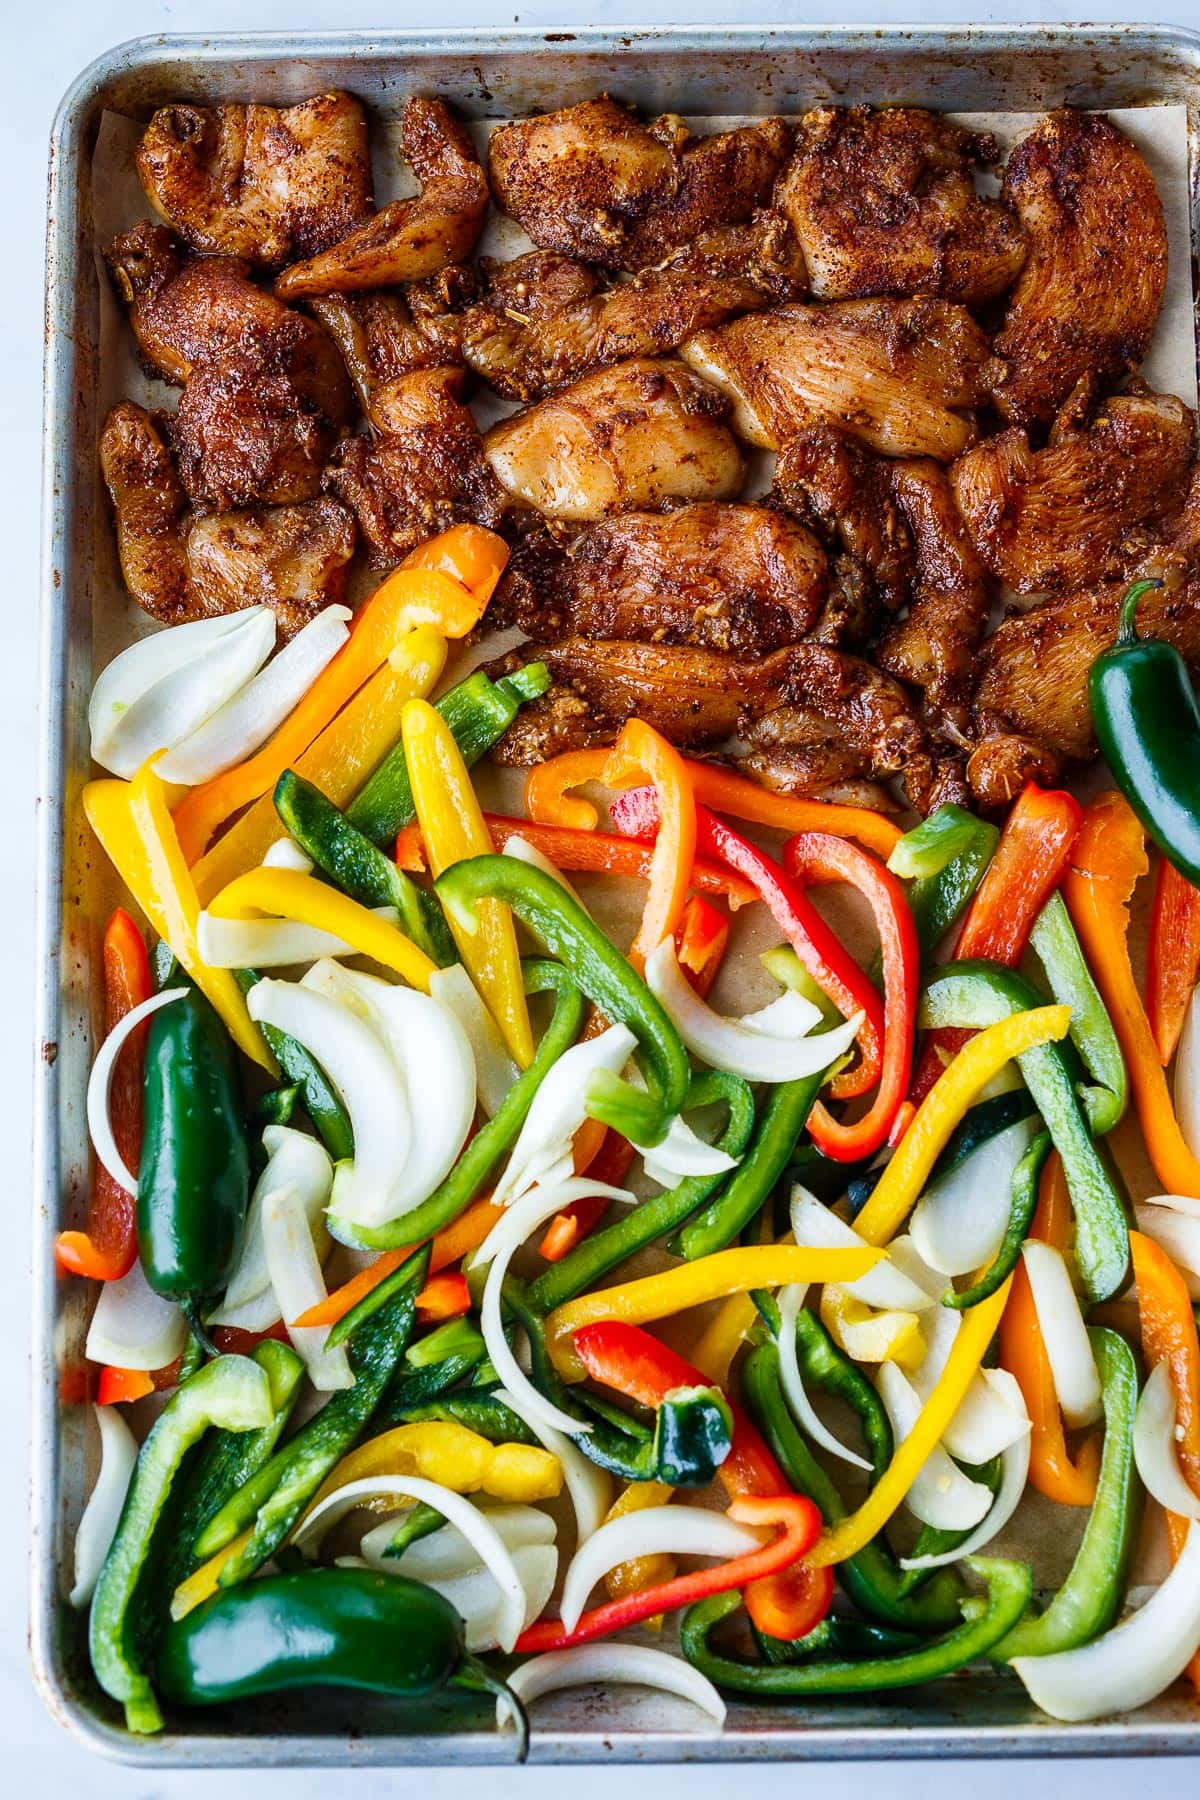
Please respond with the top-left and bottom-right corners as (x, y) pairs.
(55, 910), (151, 1283)
(1148, 857), (1200, 1065)
(783, 832), (918, 1163)
(96, 1366), (156, 1406)
(514, 1491), (822, 1651)
(674, 894), (730, 996)
(911, 783), (1081, 1103)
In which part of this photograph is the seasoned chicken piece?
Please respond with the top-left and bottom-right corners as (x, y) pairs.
(100, 402), (355, 632)
(965, 733), (1066, 814)
(771, 423), (913, 621)
(876, 459), (992, 732)
(950, 391), (1195, 594)
(993, 111), (1168, 428)
(276, 99), (488, 298)
(106, 222), (353, 511)
(308, 272), (478, 420)
(135, 92), (373, 265)
(683, 298), (992, 459)
(324, 367), (506, 567)
(483, 359), (744, 521)
(462, 216), (805, 401)
(776, 107), (1025, 305)
(492, 504), (827, 652)
(488, 99), (790, 271)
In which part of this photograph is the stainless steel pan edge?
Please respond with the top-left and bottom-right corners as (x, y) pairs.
(33, 23), (1200, 1766)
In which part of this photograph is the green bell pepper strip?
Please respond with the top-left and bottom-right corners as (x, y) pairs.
(347, 663), (551, 847)
(992, 1327), (1140, 1662)
(897, 1457), (1002, 1596)
(234, 969), (353, 1162)
(381, 1349), (486, 1419)
(89, 1355), (274, 1734)
(176, 1331), (207, 1386)
(273, 769), (455, 967)
(381, 1499), (448, 1558)
(330, 959), (584, 1252)
(528, 1071), (756, 1314)
(946, 1131), (1050, 1312)
(172, 1341), (305, 1560)
(137, 982), (250, 1344)
(383, 1394), (540, 1446)
(921, 961), (1130, 1303)
(742, 1342), (965, 1632)
(435, 856), (691, 1147)
(155, 1567), (526, 1753)
(888, 805), (992, 883)
(405, 1317), (486, 1369)
(754, 1291), (893, 1481)
(1029, 891), (1128, 1135)
(760, 946), (846, 1027)
(680, 1557), (1033, 1695)
(756, 1613), (921, 1665)
(194, 1248), (430, 1574)
(674, 1073), (825, 1260)
(906, 818), (1000, 961)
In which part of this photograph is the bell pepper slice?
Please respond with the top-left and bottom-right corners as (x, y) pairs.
(207, 866), (437, 992)
(472, 816), (758, 908)
(525, 748), (612, 830)
(818, 1286), (926, 1370)
(1148, 857), (1200, 1066)
(96, 1366), (156, 1406)
(56, 909), (149, 1282)
(602, 1480), (676, 1616)
(415, 1270), (471, 1323)
(688, 1292), (761, 1388)
(602, 721), (696, 969)
(674, 894), (730, 993)
(306, 1420), (561, 1515)
(294, 1197), (502, 1331)
(539, 1128), (638, 1265)
(1028, 891), (1127, 1134)
(84, 765), (275, 1073)
(1063, 790), (1200, 1198)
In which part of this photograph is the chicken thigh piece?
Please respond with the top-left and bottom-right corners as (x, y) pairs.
(135, 91), (373, 265)
(776, 107), (1025, 305)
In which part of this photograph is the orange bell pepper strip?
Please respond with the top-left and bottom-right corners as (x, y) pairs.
(603, 721), (696, 971)
(1147, 856), (1200, 1065)
(291, 1196), (502, 1330)
(1131, 1227), (1200, 1692)
(55, 910), (149, 1283)
(1063, 790), (1200, 1197)
(999, 1153), (1101, 1506)
(524, 749), (612, 830)
(674, 893), (730, 993)
(415, 1270), (471, 1323)
(404, 521), (509, 603)
(96, 1366), (156, 1407)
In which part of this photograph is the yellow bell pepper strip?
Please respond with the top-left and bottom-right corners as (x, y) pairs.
(207, 866), (437, 992)
(544, 1246), (881, 1381)
(1063, 790), (1200, 1198)
(603, 1481), (676, 1622)
(191, 626), (448, 904)
(807, 1277), (1012, 1567)
(170, 1529), (255, 1621)
(84, 763), (275, 1073)
(819, 1286), (926, 1371)
(172, 556), (490, 865)
(688, 1290), (761, 1388)
(851, 1005), (1072, 1249)
(603, 721), (696, 970)
(305, 1421), (561, 1516)
(402, 698), (533, 1066)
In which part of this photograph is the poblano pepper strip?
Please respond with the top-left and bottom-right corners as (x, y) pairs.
(435, 856), (691, 1146)
(753, 1292), (893, 1482)
(946, 1130), (1050, 1312)
(234, 968), (353, 1162)
(992, 1327), (1140, 1662)
(921, 961), (1130, 1302)
(680, 1557), (1032, 1695)
(674, 1074), (825, 1261)
(383, 1394), (540, 1446)
(1029, 890), (1128, 1134)
(926, 1089), (1038, 1187)
(380, 1350), (486, 1420)
(172, 1340), (305, 1563)
(89, 1354), (274, 1734)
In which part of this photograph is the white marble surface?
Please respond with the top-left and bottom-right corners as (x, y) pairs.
(9, 0), (1200, 1788)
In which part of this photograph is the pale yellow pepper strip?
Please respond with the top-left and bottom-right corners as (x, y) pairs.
(809, 1277), (1013, 1566)
(170, 1529), (253, 1620)
(402, 697), (533, 1066)
(688, 1291), (760, 1388)
(190, 626), (447, 904)
(84, 763), (276, 1073)
(208, 867), (437, 993)
(545, 1246), (880, 1380)
(819, 1286), (925, 1370)
(604, 1481), (675, 1619)
(304, 1421), (561, 1519)
(853, 1006), (1072, 1249)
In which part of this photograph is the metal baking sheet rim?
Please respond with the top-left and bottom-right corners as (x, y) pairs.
(32, 22), (1200, 1766)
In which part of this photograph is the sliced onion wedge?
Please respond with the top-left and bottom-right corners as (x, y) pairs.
(1134, 1360), (1200, 1520)
(1176, 986), (1200, 1163)
(197, 906), (397, 969)
(909, 1117), (1039, 1277)
(87, 987), (187, 1194)
(1134, 1196), (1200, 1301)
(776, 1282), (870, 1472)
(430, 964), (518, 1117)
(559, 1505), (763, 1634)
(503, 834), (586, 909)
(637, 1112), (738, 1186)
(646, 939), (861, 1083)
(1021, 1242), (1103, 1428)
(360, 1503), (555, 1579)
(875, 1362), (994, 1531)
(1011, 1519), (1200, 1721)
(790, 1187), (934, 1313)
(70, 1403), (139, 1609)
(900, 1369), (1030, 1571)
(908, 1305), (1033, 1464)
(491, 1025), (636, 1207)
(502, 1645), (726, 1728)
(85, 1255), (187, 1371)
(262, 1187), (354, 1391)
(262, 837), (314, 873)
(292, 1474), (529, 1652)
(494, 1388), (611, 1545)
(209, 1125), (333, 1329)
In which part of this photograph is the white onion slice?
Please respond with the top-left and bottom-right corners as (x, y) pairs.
(559, 1505), (763, 1634)
(85, 1255), (188, 1371)
(494, 1388), (611, 1545)
(1176, 986), (1200, 1162)
(262, 837), (314, 873)
(503, 834), (585, 909)
(875, 1362), (994, 1530)
(70, 1403), (139, 1609)
(790, 1188), (935, 1313)
(776, 1281), (869, 1471)
(909, 1117), (1040, 1278)
(502, 1645), (725, 1728)
(492, 1024), (636, 1207)
(87, 987), (187, 1194)
(908, 1307), (1033, 1464)
(261, 1188), (353, 1391)
(1011, 1520), (1200, 1721)
(155, 606), (351, 784)
(1021, 1242), (1103, 1428)
(646, 939), (862, 1083)
(741, 993), (825, 1037)
(885, 1235), (945, 1302)
(292, 1474), (529, 1652)
(1134, 1198), (1200, 1301)
(430, 964), (518, 1117)
(1134, 1360), (1200, 1520)
(636, 1111), (738, 1186)
(422, 1546), (559, 1652)
(209, 1125), (333, 1328)
(360, 1503), (555, 1579)
(197, 906), (397, 969)
(900, 1369), (1030, 1570)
